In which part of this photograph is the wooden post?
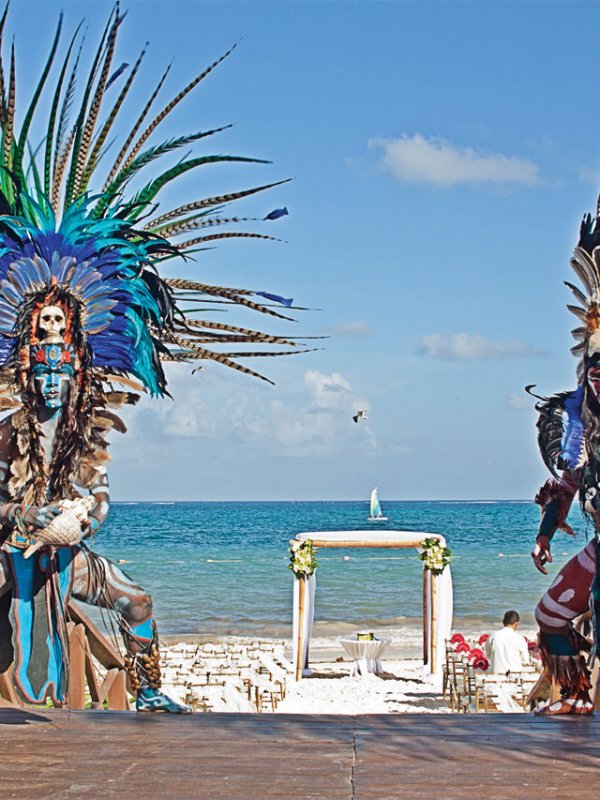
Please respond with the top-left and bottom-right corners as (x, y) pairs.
(0, 664), (21, 707)
(295, 576), (306, 681)
(430, 571), (437, 674)
(68, 623), (87, 709)
(107, 669), (130, 710)
(422, 568), (429, 666)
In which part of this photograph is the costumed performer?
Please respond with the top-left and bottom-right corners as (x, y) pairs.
(0, 4), (308, 711)
(528, 197), (600, 714)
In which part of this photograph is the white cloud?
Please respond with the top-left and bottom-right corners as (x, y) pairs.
(138, 365), (376, 457)
(506, 392), (532, 410)
(418, 333), (542, 361)
(369, 133), (539, 188)
(329, 320), (373, 337)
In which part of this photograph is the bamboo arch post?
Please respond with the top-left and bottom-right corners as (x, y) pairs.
(422, 567), (429, 666)
(430, 570), (437, 671)
(295, 575), (307, 682)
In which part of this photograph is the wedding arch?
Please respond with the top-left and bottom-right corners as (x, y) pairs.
(289, 530), (453, 680)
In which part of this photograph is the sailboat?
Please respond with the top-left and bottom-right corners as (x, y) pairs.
(368, 487), (388, 522)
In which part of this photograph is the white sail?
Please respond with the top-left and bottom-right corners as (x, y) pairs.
(370, 488), (382, 518)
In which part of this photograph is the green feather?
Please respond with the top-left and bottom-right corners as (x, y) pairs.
(142, 179), (292, 230)
(72, 6), (122, 198)
(120, 42), (238, 173)
(79, 45), (146, 192)
(63, 5), (116, 209)
(44, 23), (82, 198)
(123, 155), (269, 220)
(102, 62), (171, 190)
(13, 14), (62, 189)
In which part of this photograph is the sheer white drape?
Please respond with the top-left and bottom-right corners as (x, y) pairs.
(292, 573), (316, 676)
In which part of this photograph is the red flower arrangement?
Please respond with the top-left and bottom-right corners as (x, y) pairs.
(478, 634), (489, 645)
(449, 632), (490, 670)
(468, 647), (485, 662)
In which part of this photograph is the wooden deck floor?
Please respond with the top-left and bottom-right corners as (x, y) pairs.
(2, 708), (600, 799)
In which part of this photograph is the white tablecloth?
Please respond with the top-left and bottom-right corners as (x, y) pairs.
(340, 637), (392, 677)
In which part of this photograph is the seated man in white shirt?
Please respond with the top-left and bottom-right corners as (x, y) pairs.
(485, 610), (530, 674)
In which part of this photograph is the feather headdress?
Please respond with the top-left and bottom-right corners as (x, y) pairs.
(0, 2), (309, 398)
(566, 196), (600, 366)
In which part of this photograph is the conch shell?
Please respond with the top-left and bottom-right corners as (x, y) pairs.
(23, 495), (96, 559)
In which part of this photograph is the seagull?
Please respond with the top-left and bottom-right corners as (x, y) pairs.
(352, 410), (368, 423)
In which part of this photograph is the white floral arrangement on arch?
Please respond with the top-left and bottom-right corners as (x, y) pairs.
(288, 539), (318, 579)
(418, 537), (452, 576)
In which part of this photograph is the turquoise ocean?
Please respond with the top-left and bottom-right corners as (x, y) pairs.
(89, 500), (593, 641)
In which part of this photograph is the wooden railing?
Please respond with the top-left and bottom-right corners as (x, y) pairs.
(0, 600), (130, 710)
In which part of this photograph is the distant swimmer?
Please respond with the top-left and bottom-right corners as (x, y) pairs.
(352, 410), (368, 423)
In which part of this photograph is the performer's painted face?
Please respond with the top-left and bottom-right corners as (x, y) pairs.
(31, 344), (75, 409)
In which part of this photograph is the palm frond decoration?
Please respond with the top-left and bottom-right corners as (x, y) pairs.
(0, 2), (305, 392)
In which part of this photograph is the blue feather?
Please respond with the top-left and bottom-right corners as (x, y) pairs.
(561, 385), (586, 468)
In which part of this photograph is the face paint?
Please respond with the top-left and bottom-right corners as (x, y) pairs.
(587, 366), (600, 406)
(30, 344), (75, 409)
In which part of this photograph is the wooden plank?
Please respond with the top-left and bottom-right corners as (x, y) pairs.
(83, 639), (101, 705)
(67, 600), (125, 669)
(4, 710), (600, 800)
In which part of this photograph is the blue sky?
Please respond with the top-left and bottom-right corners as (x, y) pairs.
(9, 0), (600, 500)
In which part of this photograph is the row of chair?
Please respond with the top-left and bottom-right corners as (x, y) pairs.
(442, 640), (541, 713)
(159, 639), (293, 712)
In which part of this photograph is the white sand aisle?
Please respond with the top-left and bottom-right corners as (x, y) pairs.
(274, 658), (451, 714)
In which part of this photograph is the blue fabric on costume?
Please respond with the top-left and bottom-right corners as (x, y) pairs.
(4, 545), (75, 704)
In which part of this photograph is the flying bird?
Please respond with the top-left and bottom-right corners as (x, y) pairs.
(352, 410), (368, 423)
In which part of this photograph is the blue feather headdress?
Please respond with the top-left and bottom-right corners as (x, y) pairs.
(0, 2), (309, 400)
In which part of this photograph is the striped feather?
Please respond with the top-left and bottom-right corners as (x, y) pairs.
(565, 281), (588, 307)
(44, 24), (82, 198)
(178, 231), (281, 250)
(143, 178), (291, 230)
(152, 215), (259, 238)
(571, 247), (599, 294)
(125, 155), (269, 217)
(79, 45), (146, 191)
(63, 5), (116, 209)
(169, 340), (274, 384)
(1, 43), (15, 195)
(72, 7), (123, 198)
(120, 42), (238, 173)
(102, 62), (171, 190)
(567, 304), (588, 322)
(0, 2), (10, 126)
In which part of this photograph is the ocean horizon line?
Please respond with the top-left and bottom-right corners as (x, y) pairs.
(110, 498), (535, 504)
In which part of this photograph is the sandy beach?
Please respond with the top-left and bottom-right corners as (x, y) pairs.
(158, 623), (540, 715)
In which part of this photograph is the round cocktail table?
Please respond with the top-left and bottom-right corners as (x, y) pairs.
(339, 637), (392, 677)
